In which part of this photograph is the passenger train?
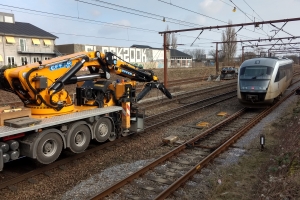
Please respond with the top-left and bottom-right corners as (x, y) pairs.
(237, 57), (293, 107)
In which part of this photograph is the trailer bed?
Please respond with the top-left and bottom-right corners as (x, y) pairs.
(0, 106), (122, 137)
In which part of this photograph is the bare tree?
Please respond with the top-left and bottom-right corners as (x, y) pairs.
(171, 33), (177, 49)
(221, 20), (237, 65)
(244, 51), (256, 60)
(209, 49), (224, 61)
(183, 49), (205, 61)
(165, 26), (178, 49)
(165, 25), (170, 49)
(194, 49), (205, 61)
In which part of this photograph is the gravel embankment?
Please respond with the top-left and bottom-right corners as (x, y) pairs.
(2, 67), (298, 199)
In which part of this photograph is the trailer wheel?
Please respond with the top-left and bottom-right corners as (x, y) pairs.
(108, 132), (117, 141)
(36, 132), (63, 164)
(69, 124), (91, 153)
(93, 118), (111, 142)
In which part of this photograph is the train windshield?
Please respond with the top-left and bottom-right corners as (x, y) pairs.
(239, 66), (274, 80)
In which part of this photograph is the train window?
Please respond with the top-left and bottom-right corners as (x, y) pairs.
(240, 66), (273, 79)
(275, 70), (280, 82)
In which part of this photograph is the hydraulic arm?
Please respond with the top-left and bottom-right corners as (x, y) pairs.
(0, 51), (172, 115)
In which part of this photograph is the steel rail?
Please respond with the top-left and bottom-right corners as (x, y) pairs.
(91, 84), (300, 199)
(155, 86), (300, 199)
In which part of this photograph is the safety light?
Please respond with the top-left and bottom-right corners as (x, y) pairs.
(260, 134), (265, 151)
(232, 7), (236, 12)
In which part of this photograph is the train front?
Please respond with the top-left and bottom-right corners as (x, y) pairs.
(237, 59), (275, 107)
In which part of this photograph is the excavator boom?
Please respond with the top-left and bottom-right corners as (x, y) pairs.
(0, 51), (172, 115)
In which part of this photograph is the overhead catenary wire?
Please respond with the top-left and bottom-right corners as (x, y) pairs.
(228, 0), (270, 37)
(240, 0), (294, 37)
(0, 4), (217, 45)
(80, 0), (255, 40)
(157, 0), (269, 38)
(242, 0), (264, 21)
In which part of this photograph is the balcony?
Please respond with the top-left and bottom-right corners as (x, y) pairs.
(17, 45), (56, 54)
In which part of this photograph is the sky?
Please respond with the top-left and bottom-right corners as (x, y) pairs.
(1, 0), (300, 55)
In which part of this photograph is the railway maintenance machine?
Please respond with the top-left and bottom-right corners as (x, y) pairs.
(0, 51), (172, 171)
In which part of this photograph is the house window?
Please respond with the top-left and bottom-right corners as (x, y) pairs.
(4, 16), (13, 23)
(85, 45), (94, 52)
(19, 38), (27, 51)
(143, 56), (145, 62)
(137, 51), (140, 59)
(6, 36), (15, 44)
(7, 56), (15, 66)
(44, 57), (51, 60)
(131, 50), (134, 59)
(33, 57), (40, 63)
(32, 38), (40, 46)
(20, 57), (28, 65)
(43, 39), (51, 46)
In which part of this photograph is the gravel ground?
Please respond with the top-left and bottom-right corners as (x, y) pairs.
(58, 82), (300, 200)
(212, 82), (300, 167)
(2, 72), (299, 199)
(61, 159), (154, 200)
(165, 82), (300, 199)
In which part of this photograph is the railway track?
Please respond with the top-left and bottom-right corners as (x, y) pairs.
(144, 90), (237, 130)
(138, 81), (236, 109)
(1, 77), (299, 196)
(0, 86), (237, 192)
(135, 77), (208, 92)
(90, 83), (300, 200)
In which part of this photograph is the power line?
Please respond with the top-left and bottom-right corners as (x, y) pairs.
(228, 0), (270, 37)
(218, 0), (255, 18)
(52, 32), (214, 46)
(0, 4), (156, 33)
(242, 0), (264, 21)
(79, 0), (239, 39)
(0, 4), (217, 44)
(240, 0), (294, 37)
(157, 0), (268, 38)
(78, 0), (205, 28)
(89, 0), (196, 27)
(51, 32), (163, 45)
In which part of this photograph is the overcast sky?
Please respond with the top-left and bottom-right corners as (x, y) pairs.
(1, 0), (300, 55)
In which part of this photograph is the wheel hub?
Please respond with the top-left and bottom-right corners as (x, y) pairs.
(74, 131), (86, 146)
(75, 133), (83, 143)
(42, 139), (57, 157)
(99, 124), (108, 136)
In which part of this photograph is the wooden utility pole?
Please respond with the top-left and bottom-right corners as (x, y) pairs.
(216, 42), (219, 75)
(163, 33), (168, 88)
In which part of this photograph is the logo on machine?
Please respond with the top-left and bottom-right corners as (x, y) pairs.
(49, 60), (72, 71)
(121, 69), (134, 76)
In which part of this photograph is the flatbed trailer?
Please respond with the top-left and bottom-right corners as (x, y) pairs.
(0, 106), (144, 171)
(0, 50), (169, 171)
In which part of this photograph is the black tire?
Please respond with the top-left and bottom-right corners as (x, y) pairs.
(69, 124), (91, 153)
(36, 132), (63, 164)
(93, 118), (112, 142)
